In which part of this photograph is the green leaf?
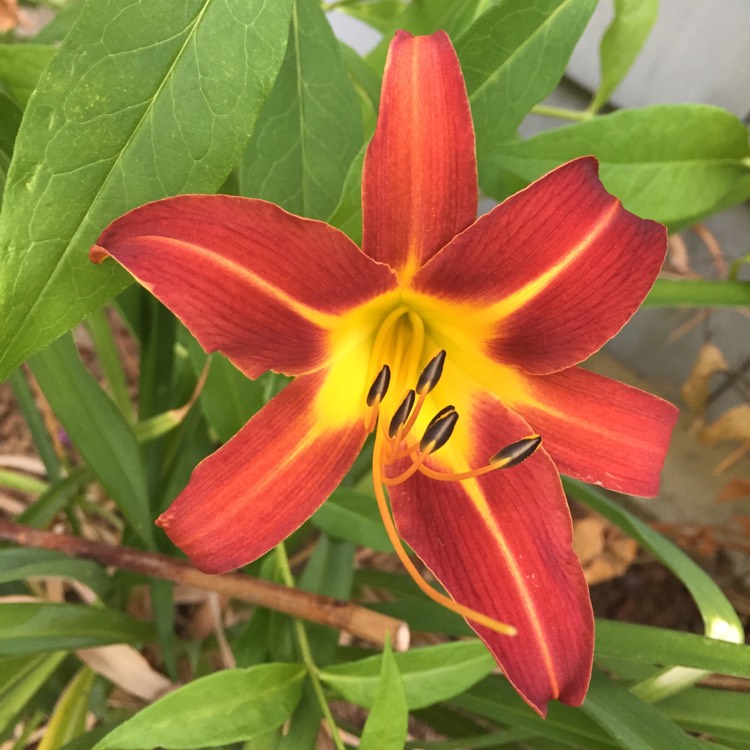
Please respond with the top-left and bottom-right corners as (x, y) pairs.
(0, 603), (153, 655)
(199, 354), (265, 443)
(452, 676), (615, 750)
(338, 42), (381, 138)
(0, 44), (56, 106)
(596, 620), (750, 679)
(18, 468), (90, 529)
(456, 0), (597, 154)
(239, 0), (362, 219)
(29, 334), (154, 547)
(327, 143), (366, 244)
(359, 638), (408, 750)
(321, 640), (495, 710)
(0, 548), (110, 598)
(590, 0), (659, 112)
(659, 687), (750, 745)
(94, 663), (305, 749)
(645, 278), (750, 308)
(565, 478), (743, 702)
(354, 0), (486, 70)
(582, 671), (704, 750)
(312, 488), (392, 553)
(0, 652), (66, 734)
(564, 479), (743, 641)
(38, 667), (96, 750)
(0, 82), (21, 199)
(485, 105), (750, 228)
(0, 0), (294, 383)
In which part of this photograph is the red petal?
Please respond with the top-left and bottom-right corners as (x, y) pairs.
(413, 158), (666, 374)
(157, 372), (367, 573)
(92, 196), (397, 378)
(509, 367), (678, 497)
(389, 394), (593, 715)
(362, 31), (477, 279)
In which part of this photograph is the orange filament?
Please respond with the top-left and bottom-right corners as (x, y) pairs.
(363, 351), (541, 639)
(371, 430), (517, 638)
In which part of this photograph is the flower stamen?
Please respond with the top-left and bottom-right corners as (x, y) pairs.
(419, 435), (543, 482)
(372, 429), (517, 637)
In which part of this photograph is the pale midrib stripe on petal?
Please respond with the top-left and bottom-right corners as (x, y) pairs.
(461, 476), (560, 696)
(152, 235), (340, 329)
(479, 199), (621, 322)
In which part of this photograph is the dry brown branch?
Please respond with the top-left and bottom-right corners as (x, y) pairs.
(0, 518), (410, 651)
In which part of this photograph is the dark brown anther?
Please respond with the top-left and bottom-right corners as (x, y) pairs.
(490, 435), (542, 468)
(416, 350), (446, 395)
(419, 410), (459, 454)
(388, 390), (416, 438)
(366, 365), (391, 407)
(425, 404), (456, 430)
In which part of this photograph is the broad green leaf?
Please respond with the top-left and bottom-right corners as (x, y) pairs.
(337, 0), (407, 33)
(659, 688), (750, 745)
(456, 0), (597, 154)
(312, 488), (392, 553)
(29, 334), (154, 547)
(354, 0), (486, 70)
(486, 105), (750, 228)
(327, 143), (365, 244)
(590, 0), (659, 112)
(338, 42), (381, 138)
(240, 0), (362, 219)
(0, 603), (153, 655)
(320, 640), (495, 710)
(0, 0), (294, 383)
(0, 652), (66, 734)
(359, 638), (408, 750)
(38, 667), (96, 750)
(0, 44), (55, 106)
(582, 671), (703, 750)
(94, 663), (305, 749)
(0, 548), (110, 598)
(595, 620), (750, 679)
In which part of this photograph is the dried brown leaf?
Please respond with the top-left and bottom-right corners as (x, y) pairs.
(717, 478), (750, 503)
(681, 343), (729, 412)
(699, 405), (750, 445)
(0, 0), (19, 31)
(573, 516), (638, 585)
(77, 645), (175, 702)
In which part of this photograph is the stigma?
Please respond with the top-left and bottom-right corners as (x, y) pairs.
(364, 350), (543, 639)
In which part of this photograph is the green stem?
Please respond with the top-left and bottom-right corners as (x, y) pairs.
(274, 544), (346, 750)
(644, 278), (750, 307)
(530, 104), (591, 122)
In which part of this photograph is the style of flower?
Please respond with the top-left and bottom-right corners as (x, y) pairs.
(91, 30), (677, 714)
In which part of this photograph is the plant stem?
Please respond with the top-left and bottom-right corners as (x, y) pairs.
(275, 544), (346, 750)
(0, 519), (408, 648)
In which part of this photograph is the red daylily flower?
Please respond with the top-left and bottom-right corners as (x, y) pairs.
(91, 31), (677, 714)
